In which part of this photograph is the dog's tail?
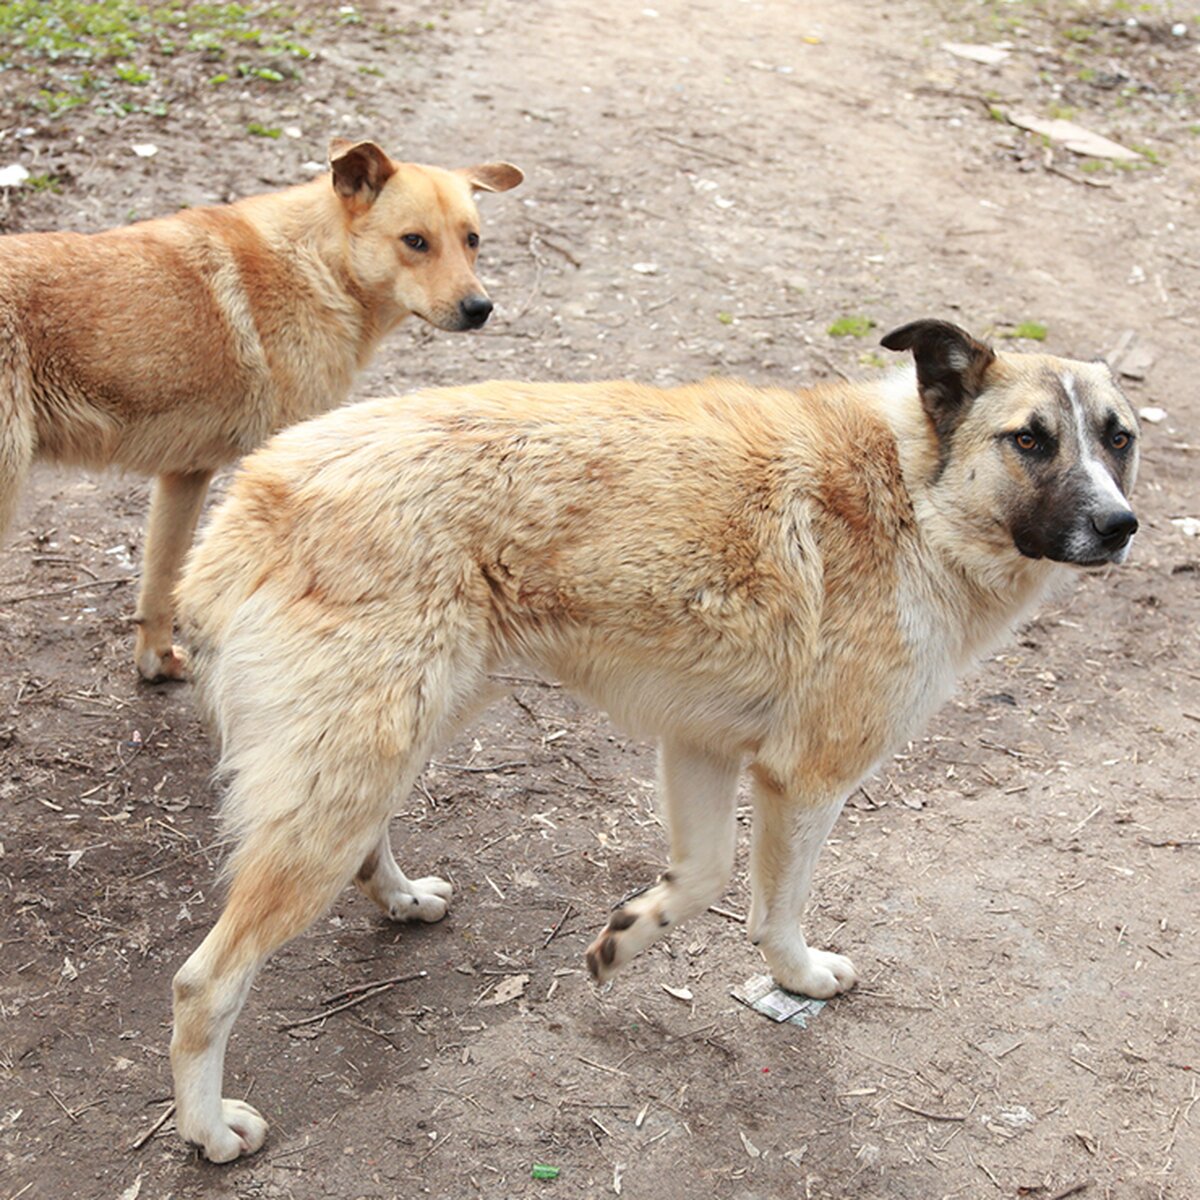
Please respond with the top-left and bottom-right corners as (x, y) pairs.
(176, 468), (286, 686)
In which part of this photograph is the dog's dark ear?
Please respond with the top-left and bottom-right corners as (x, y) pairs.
(329, 139), (396, 204)
(457, 162), (524, 193)
(880, 319), (995, 442)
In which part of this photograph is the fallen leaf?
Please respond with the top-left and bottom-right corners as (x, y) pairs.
(942, 42), (1010, 65)
(1005, 112), (1141, 161)
(480, 973), (529, 1007)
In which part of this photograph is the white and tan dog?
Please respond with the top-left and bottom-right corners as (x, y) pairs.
(169, 319), (1138, 1159)
(0, 139), (521, 679)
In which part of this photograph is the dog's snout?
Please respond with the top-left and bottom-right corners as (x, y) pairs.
(1092, 509), (1138, 547)
(459, 294), (493, 328)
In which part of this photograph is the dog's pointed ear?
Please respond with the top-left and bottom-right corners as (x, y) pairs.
(457, 162), (524, 193)
(880, 319), (996, 441)
(328, 139), (396, 205)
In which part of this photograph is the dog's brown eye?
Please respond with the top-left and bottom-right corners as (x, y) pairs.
(1014, 431), (1038, 452)
(1110, 430), (1130, 451)
(401, 233), (428, 252)
(466, 232), (480, 250)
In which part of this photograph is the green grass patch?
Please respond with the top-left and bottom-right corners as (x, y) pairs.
(246, 120), (281, 138)
(828, 315), (875, 338)
(26, 172), (62, 192)
(0, 1), (317, 117)
(1000, 321), (1048, 342)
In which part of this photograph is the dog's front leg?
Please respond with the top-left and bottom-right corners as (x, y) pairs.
(747, 771), (856, 998)
(134, 469), (213, 681)
(586, 740), (740, 982)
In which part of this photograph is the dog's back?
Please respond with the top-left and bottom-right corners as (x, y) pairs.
(180, 378), (901, 628)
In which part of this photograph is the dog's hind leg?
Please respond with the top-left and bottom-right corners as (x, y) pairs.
(745, 771), (856, 998)
(352, 678), (503, 925)
(586, 739), (740, 982)
(354, 825), (453, 923)
(134, 469), (213, 681)
(0, 399), (35, 538)
(170, 828), (364, 1162)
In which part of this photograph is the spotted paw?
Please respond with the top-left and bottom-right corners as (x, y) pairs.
(584, 906), (648, 981)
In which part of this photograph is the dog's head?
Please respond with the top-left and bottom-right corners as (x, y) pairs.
(881, 319), (1139, 568)
(328, 139), (523, 332)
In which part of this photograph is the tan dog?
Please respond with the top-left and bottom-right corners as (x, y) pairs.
(169, 320), (1138, 1159)
(0, 138), (521, 679)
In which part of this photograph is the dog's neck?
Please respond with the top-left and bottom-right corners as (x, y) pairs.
(232, 179), (400, 346)
(870, 366), (1063, 665)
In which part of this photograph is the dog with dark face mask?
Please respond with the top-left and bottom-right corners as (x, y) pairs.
(167, 319), (1137, 1161)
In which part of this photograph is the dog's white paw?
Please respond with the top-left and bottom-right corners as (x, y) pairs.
(386, 875), (452, 923)
(769, 948), (858, 999)
(181, 1098), (268, 1163)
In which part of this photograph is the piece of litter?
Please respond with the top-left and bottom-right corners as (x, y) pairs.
(1170, 517), (1200, 538)
(998, 1104), (1036, 1128)
(479, 973), (528, 1007)
(942, 42), (1010, 65)
(283, 126), (303, 139)
(739, 1130), (761, 1158)
(635, 1101), (649, 1128)
(731, 973), (827, 1027)
(118, 1177), (143, 1200)
(1005, 112), (1141, 161)
(662, 984), (693, 1002)
(613, 1162), (624, 1194)
(1138, 406), (1166, 424)
(0, 163), (30, 187)
(61, 956), (79, 981)
(531, 1162), (560, 1180)
(131, 143), (158, 158)
(631, 262), (659, 275)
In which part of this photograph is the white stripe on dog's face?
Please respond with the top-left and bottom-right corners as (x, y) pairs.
(1058, 369), (1138, 563)
(1063, 371), (1131, 511)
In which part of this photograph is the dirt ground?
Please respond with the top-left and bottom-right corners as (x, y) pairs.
(1, 1), (1198, 1198)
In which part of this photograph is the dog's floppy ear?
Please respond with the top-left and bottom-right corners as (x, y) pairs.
(457, 162), (524, 193)
(328, 138), (396, 204)
(880, 319), (995, 442)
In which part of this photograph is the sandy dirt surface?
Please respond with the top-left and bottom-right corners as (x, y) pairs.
(1, 2), (1198, 1197)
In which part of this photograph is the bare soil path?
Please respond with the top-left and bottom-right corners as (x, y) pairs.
(1, 2), (1197, 1198)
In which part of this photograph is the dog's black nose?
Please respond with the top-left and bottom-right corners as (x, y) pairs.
(460, 295), (493, 328)
(1092, 509), (1138, 547)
